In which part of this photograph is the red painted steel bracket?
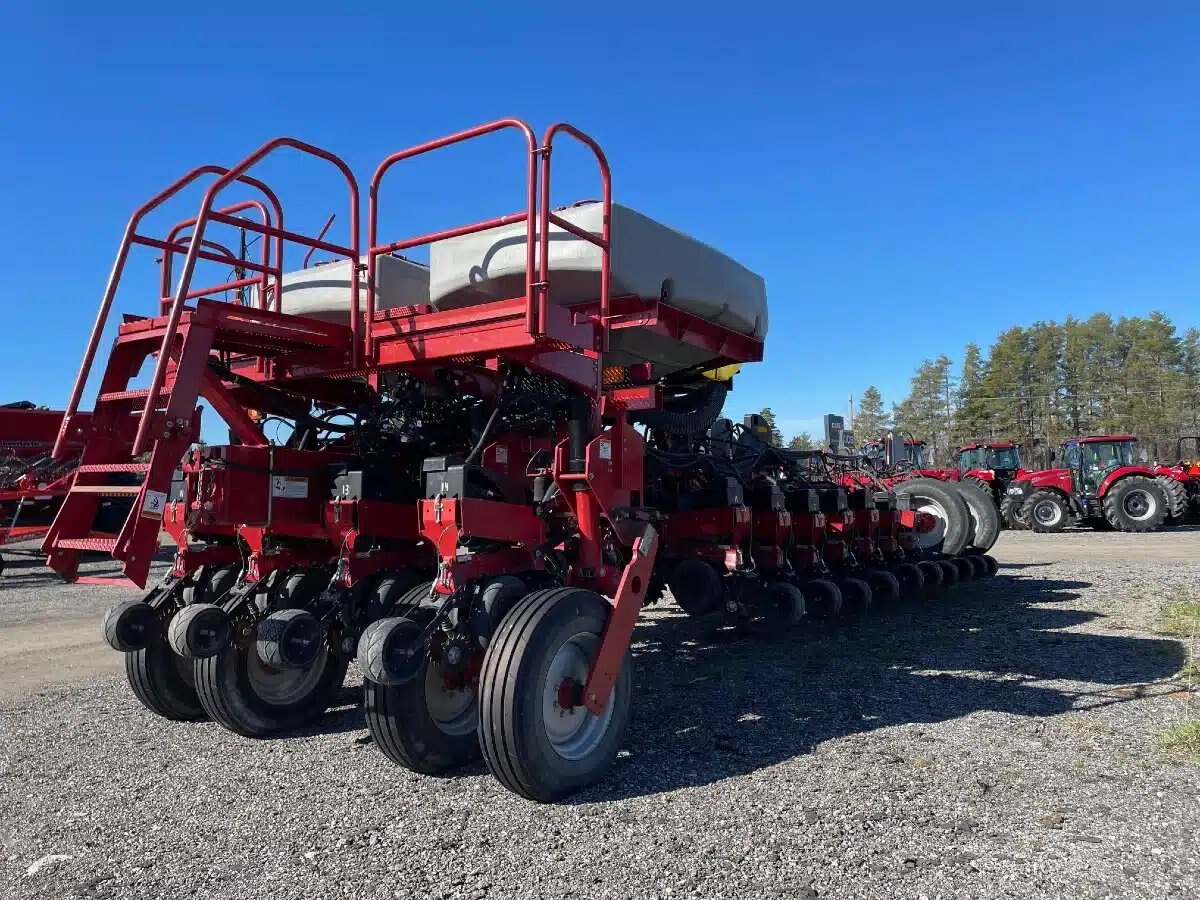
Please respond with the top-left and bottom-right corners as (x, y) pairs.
(582, 523), (658, 715)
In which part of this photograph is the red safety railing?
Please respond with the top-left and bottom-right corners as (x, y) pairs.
(366, 118), (539, 359)
(538, 123), (612, 351)
(161, 200), (276, 311)
(133, 138), (360, 455)
(54, 166), (285, 459)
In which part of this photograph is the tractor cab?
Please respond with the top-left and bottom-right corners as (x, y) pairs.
(957, 442), (1021, 478)
(861, 437), (926, 469)
(1065, 436), (1136, 495)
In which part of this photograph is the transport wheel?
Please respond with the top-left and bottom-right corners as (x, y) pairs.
(916, 560), (944, 591)
(950, 556), (975, 581)
(194, 608), (348, 738)
(957, 482), (1001, 551)
(1156, 475), (1189, 523)
(981, 554), (1000, 576)
(1103, 477), (1168, 532)
(478, 587), (633, 802)
(125, 638), (206, 721)
(837, 577), (872, 617)
(890, 562), (924, 598)
(802, 579), (843, 620)
(999, 494), (1029, 530)
(666, 558), (723, 616)
(864, 569), (900, 607)
(761, 581), (805, 626)
(894, 479), (971, 556)
(936, 559), (960, 587)
(1023, 490), (1068, 533)
(363, 601), (481, 774)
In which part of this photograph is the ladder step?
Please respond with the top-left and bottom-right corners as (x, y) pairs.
(77, 463), (152, 474)
(70, 485), (142, 496)
(56, 536), (119, 552)
(98, 388), (173, 404)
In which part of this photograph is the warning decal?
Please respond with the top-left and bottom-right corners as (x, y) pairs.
(142, 490), (168, 520)
(272, 476), (309, 499)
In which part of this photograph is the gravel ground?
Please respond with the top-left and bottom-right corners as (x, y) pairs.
(1, 531), (1198, 899)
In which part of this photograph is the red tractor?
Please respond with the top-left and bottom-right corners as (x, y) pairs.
(1151, 436), (1200, 523)
(954, 441), (1026, 528)
(1005, 436), (1168, 533)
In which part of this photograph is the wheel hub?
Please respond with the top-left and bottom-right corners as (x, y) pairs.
(541, 633), (614, 761)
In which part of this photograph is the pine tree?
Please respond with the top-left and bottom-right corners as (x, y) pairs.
(757, 408), (784, 447)
(853, 386), (890, 440)
(893, 356), (954, 464)
(788, 432), (817, 450)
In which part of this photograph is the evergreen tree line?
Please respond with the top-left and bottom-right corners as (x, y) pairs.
(881, 312), (1200, 467)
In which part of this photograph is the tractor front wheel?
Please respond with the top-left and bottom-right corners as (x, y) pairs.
(999, 494), (1029, 530)
(478, 587), (633, 802)
(1103, 476), (1167, 533)
(1023, 490), (1069, 533)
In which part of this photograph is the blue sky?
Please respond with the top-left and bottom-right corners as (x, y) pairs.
(2, 3), (1198, 443)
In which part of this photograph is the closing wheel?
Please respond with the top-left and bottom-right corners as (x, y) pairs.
(761, 581), (805, 626)
(479, 587), (633, 802)
(890, 562), (924, 598)
(194, 612), (348, 738)
(916, 560), (944, 591)
(837, 577), (872, 617)
(965, 554), (989, 579)
(125, 639), (207, 721)
(937, 559), (960, 587)
(802, 579), (842, 620)
(103, 599), (159, 652)
(981, 554), (1000, 576)
(950, 556), (975, 581)
(864, 569), (901, 607)
(667, 558), (723, 617)
(363, 606), (480, 774)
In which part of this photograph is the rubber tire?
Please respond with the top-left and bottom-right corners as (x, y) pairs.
(894, 479), (971, 556)
(195, 634), (348, 738)
(917, 560), (944, 591)
(937, 559), (960, 587)
(865, 569), (901, 607)
(125, 639), (206, 721)
(891, 562), (924, 598)
(1155, 475), (1188, 523)
(478, 587), (633, 802)
(803, 579), (842, 620)
(363, 607), (481, 774)
(1023, 490), (1069, 534)
(762, 581), (805, 626)
(182, 565), (239, 606)
(950, 556), (975, 582)
(667, 558), (723, 617)
(957, 481), (1001, 551)
(837, 577), (872, 617)
(256, 608), (323, 669)
(965, 554), (989, 579)
(981, 554), (1000, 576)
(367, 573), (425, 621)
(999, 494), (1029, 530)
(1103, 476), (1168, 533)
(103, 599), (159, 652)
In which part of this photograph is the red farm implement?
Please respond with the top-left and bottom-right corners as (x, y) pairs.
(46, 119), (995, 800)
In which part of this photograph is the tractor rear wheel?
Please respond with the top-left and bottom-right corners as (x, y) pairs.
(999, 494), (1029, 530)
(1103, 476), (1167, 532)
(1023, 490), (1069, 533)
(894, 479), (971, 556)
(363, 598), (481, 774)
(479, 587), (633, 802)
(125, 638), (207, 721)
(1156, 475), (1189, 523)
(957, 481), (1001, 551)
